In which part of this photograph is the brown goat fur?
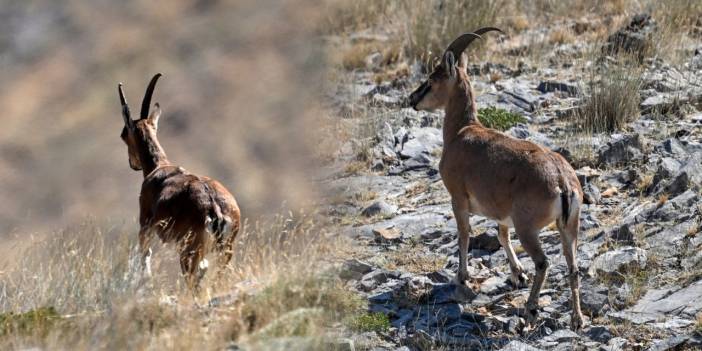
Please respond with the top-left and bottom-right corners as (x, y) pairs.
(408, 28), (585, 330)
(119, 74), (240, 291)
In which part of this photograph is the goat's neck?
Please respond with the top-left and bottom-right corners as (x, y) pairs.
(137, 130), (170, 177)
(443, 77), (480, 144)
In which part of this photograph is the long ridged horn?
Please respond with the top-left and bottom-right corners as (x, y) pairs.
(118, 83), (132, 126)
(444, 27), (503, 57)
(140, 73), (162, 120)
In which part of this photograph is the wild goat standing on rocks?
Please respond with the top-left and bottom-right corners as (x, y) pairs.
(118, 73), (241, 292)
(407, 28), (585, 330)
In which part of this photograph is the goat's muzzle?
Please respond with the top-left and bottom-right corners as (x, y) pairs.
(408, 81), (430, 111)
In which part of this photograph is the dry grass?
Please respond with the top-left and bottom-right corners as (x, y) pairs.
(598, 263), (651, 308)
(575, 60), (643, 133)
(0, 0), (329, 234)
(658, 194), (669, 206)
(504, 15), (531, 32)
(344, 160), (370, 175)
(515, 0), (632, 20)
(0, 213), (356, 350)
(402, 0), (504, 62)
(338, 41), (403, 70)
(323, 0), (504, 63)
(548, 27), (575, 45)
(648, 0), (702, 63)
(637, 174), (654, 195)
(686, 220), (700, 238)
(384, 245), (445, 274)
(319, 0), (395, 35)
(324, 0), (702, 69)
(353, 190), (378, 204)
(404, 181), (429, 198)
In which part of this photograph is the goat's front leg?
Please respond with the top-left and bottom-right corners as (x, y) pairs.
(497, 224), (528, 289)
(138, 226), (153, 277)
(452, 197), (472, 285)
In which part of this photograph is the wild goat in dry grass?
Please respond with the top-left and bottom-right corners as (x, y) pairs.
(408, 28), (585, 330)
(118, 74), (241, 291)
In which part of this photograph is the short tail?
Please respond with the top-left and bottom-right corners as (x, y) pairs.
(205, 206), (232, 243)
(560, 188), (571, 225)
(560, 181), (581, 226)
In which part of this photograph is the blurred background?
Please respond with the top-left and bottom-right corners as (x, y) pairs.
(0, 0), (327, 237)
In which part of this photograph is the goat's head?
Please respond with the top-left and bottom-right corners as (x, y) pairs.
(118, 73), (163, 171)
(408, 27), (502, 111)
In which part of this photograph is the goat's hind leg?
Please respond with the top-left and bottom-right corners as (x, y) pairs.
(214, 233), (237, 284)
(516, 225), (549, 326)
(557, 212), (584, 330)
(179, 233), (208, 294)
(497, 224), (528, 289)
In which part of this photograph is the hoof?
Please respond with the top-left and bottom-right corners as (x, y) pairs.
(453, 272), (469, 286)
(571, 312), (584, 331)
(524, 305), (539, 326)
(197, 259), (209, 280)
(510, 271), (529, 289)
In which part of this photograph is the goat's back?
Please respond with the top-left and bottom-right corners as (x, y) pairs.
(441, 125), (581, 221)
(139, 165), (240, 243)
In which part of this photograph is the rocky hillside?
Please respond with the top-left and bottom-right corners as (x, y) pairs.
(324, 12), (702, 350)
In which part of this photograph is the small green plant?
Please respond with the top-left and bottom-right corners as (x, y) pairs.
(478, 107), (527, 131)
(348, 312), (390, 333)
(0, 307), (61, 337)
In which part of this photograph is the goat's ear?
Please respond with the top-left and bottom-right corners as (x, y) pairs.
(443, 51), (456, 78)
(148, 103), (162, 128)
(457, 52), (468, 73)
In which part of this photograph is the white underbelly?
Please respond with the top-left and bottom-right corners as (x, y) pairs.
(468, 196), (513, 226)
(467, 193), (563, 228)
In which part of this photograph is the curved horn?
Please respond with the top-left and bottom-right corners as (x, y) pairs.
(445, 33), (482, 58)
(444, 27), (503, 57)
(473, 26), (504, 36)
(118, 83), (132, 126)
(140, 73), (162, 120)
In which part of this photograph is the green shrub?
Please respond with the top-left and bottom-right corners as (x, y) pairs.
(0, 307), (61, 337)
(478, 107), (527, 131)
(348, 312), (390, 333)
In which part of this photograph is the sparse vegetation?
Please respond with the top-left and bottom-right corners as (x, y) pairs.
(0, 307), (61, 338)
(549, 27), (575, 45)
(232, 275), (364, 341)
(340, 41), (403, 70)
(348, 312), (390, 333)
(597, 257), (654, 308)
(658, 193), (669, 206)
(637, 174), (654, 195)
(576, 62), (643, 133)
(0, 212), (348, 349)
(4, 0), (702, 349)
(402, 0), (504, 61)
(384, 245), (445, 274)
(478, 107), (528, 131)
(649, 0), (702, 63)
